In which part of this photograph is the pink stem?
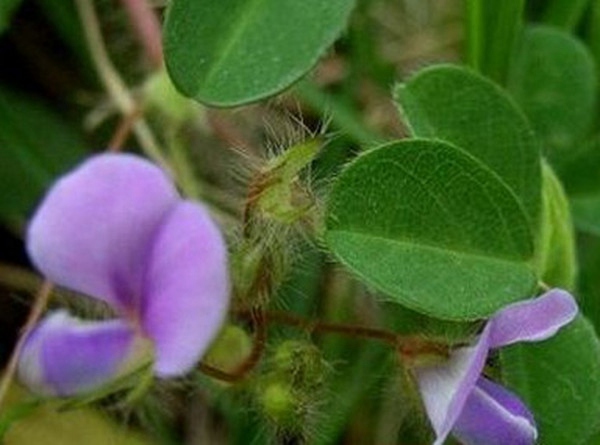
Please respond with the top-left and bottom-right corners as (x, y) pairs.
(120, 0), (163, 68)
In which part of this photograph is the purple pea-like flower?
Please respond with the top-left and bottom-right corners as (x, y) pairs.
(413, 289), (578, 445)
(17, 154), (230, 396)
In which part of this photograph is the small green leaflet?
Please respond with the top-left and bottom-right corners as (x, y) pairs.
(395, 65), (541, 229)
(325, 139), (536, 320)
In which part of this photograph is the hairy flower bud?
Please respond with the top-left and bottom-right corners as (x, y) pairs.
(271, 340), (327, 391)
(259, 381), (299, 428)
(252, 140), (320, 225)
(256, 339), (329, 441)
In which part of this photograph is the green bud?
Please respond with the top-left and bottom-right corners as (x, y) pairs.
(204, 325), (252, 373)
(259, 381), (299, 428)
(253, 140), (320, 224)
(271, 340), (327, 390)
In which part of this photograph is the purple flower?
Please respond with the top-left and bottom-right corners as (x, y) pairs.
(413, 289), (578, 445)
(18, 154), (230, 396)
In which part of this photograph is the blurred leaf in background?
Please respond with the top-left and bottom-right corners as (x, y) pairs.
(0, 85), (87, 227)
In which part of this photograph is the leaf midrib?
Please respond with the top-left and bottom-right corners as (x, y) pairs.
(199, 0), (268, 94)
(327, 228), (535, 266)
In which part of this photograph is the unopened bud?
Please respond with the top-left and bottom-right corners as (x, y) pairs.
(253, 140), (320, 224)
(204, 325), (252, 374)
(272, 340), (327, 390)
(259, 381), (299, 428)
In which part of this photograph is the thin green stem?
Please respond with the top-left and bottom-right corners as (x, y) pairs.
(465, 0), (483, 72)
(538, 281), (551, 292)
(75, 0), (169, 168)
(464, 0), (524, 83)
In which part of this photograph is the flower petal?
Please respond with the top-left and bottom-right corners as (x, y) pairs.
(18, 311), (137, 396)
(141, 202), (229, 377)
(488, 289), (578, 348)
(413, 328), (492, 445)
(27, 154), (178, 312)
(452, 377), (537, 445)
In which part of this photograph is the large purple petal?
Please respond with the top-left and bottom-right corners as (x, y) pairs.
(413, 328), (492, 445)
(27, 154), (178, 312)
(452, 377), (537, 445)
(488, 289), (578, 348)
(141, 202), (229, 377)
(17, 311), (138, 396)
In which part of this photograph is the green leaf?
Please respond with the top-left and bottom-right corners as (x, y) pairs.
(570, 196), (600, 236)
(0, 85), (87, 224)
(556, 138), (600, 235)
(294, 80), (384, 147)
(578, 235), (600, 333)
(558, 137), (600, 197)
(536, 162), (577, 289)
(501, 315), (600, 445)
(163, 0), (356, 107)
(589, 1), (600, 69)
(382, 302), (480, 344)
(325, 139), (537, 320)
(508, 26), (596, 166)
(0, 0), (22, 34)
(394, 64), (541, 227)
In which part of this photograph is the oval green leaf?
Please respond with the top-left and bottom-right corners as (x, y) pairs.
(508, 26), (596, 166)
(163, 0), (356, 107)
(501, 315), (600, 445)
(325, 139), (537, 320)
(394, 65), (541, 227)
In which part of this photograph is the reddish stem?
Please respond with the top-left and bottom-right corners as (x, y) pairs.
(108, 108), (143, 151)
(120, 0), (163, 68)
(198, 308), (451, 383)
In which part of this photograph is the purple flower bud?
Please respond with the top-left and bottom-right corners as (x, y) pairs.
(413, 289), (578, 445)
(18, 154), (230, 396)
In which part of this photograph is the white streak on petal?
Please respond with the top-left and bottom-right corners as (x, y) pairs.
(414, 327), (491, 445)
